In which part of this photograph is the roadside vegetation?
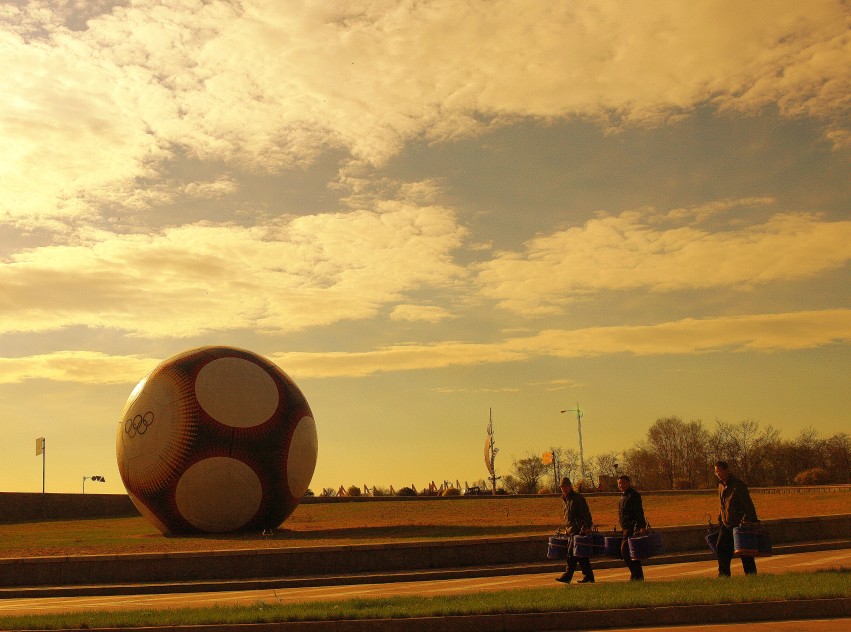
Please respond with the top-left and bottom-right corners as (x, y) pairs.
(0, 569), (847, 630)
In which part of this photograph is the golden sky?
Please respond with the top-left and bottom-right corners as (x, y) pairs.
(1, 1), (849, 494)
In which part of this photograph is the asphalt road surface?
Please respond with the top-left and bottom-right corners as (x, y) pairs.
(0, 547), (848, 618)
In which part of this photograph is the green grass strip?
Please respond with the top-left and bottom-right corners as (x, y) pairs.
(1, 569), (848, 630)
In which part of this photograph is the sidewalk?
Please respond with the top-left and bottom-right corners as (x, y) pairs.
(1, 546), (848, 631)
(2, 537), (848, 599)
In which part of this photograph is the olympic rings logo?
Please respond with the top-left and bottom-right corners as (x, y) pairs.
(125, 411), (154, 438)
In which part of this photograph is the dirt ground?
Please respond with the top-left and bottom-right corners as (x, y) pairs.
(2, 490), (847, 559)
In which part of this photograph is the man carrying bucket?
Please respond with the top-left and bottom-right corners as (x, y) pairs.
(555, 477), (595, 584)
(714, 460), (758, 577)
(617, 475), (646, 581)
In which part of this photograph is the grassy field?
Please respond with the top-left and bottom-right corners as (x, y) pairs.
(1, 491), (847, 558)
(0, 570), (848, 630)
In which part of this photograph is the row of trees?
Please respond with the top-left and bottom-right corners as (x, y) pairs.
(505, 418), (851, 492)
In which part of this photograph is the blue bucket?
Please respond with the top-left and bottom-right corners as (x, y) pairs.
(547, 534), (571, 560)
(628, 530), (664, 560)
(757, 529), (772, 557)
(573, 532), (606, 558)
(733, 526), (759, 556)
(734, 526), (772, 557)
(604, 535), (624, 557)
(705, 528), (720, 556)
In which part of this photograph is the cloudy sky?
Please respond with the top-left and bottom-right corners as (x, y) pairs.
(2, 0), (849, 495)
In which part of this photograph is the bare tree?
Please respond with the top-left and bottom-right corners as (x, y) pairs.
(646, 416), (684, 489)
(591, 450), (620, 489)
(679, 419), (711, 488)
(825, 433), (851, 484)
(621, 446), (667, 490)
(548, 447), (579, 491)
(713, 419), (780, 484)
(510, 453), (549, 494)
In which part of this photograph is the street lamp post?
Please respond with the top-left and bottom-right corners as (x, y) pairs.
(561, 404), (586, 488)
(82, 475), (105, 495)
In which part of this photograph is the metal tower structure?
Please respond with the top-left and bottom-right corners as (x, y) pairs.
(560, 403), (586, 486)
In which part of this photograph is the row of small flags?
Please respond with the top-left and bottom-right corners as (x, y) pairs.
(334, 480), (466, 497)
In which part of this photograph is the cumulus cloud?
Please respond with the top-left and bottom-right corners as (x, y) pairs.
(0, 203), (466, 337)
(475, 207), (851, 315)
(271, 309), (851, 378)
(1, 309), (846, 384)
(1, 1), (847, 222)
(0, 350), (157, 385)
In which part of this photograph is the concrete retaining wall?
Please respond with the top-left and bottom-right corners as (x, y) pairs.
(0, 492), (137, 524)
(3, 486), (847, 524)
(1, 514), (848, 588)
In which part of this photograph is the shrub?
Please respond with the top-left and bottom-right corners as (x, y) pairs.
(673, 478), (692, 490)
(396, 487), (416, 496)
(794, 467), (830, 486)
(441, 487), (460, 496)
(346, 485), (362, 497)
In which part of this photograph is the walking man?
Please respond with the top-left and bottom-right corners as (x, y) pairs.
(617, 475), (646, 581)
(714, 460), (758, 577)
(556, 477), (595, 584)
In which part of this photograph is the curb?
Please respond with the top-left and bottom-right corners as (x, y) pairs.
(24, 598), (851, 631)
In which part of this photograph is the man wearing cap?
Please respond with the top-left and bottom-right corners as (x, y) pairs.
(714, 460), (758, 577)
(617, 474), (646, 581)
(556, 477), (595, 584)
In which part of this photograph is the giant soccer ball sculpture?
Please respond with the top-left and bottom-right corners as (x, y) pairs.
(116, 346), (317, 535)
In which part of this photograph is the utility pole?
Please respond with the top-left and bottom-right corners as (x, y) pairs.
(561, 404), (586, 488)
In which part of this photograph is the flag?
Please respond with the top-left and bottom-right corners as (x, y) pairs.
(542, 451), (553, 465)
(35, 437), (44, 456)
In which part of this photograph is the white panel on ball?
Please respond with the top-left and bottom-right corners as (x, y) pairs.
(195, 357), (280, 428)
(176, 457), (263, 532)
(287, 416), (318, 499)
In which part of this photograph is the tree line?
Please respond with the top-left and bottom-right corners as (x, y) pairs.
(502, 417), (851, 493)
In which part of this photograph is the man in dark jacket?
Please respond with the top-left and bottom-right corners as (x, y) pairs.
(617, 475), (646, 581)
(556, 477), (595, 584)
(714, 460), (758, 577)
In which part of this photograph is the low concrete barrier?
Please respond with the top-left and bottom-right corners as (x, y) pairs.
(0, 492), (137, 524)
(0, 514), (848, 588)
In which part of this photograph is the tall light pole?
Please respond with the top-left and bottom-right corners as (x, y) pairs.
(561, 404), (586, 487)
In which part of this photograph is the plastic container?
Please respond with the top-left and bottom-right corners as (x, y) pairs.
(734, 525), (772, 557)
(603, 535), (624, 557)
(547, 534), (572, 560)
(572, 531), (606, 558)
(628, 528), (664, 560)
(705, 528), (720, 556)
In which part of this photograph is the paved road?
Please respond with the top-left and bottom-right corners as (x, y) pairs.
(0, 548), (848, 617)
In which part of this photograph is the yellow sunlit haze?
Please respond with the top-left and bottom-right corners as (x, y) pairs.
(0, 1), (848, 495)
